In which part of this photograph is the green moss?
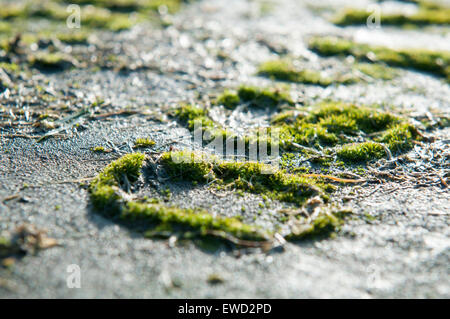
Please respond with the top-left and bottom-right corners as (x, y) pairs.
(308, 102), (400, 133)
(134, 138), (156, 148)
(0, 21), (12, 34)
(0, 3), (28, 20)
(337, 142), (386, 163)
(215, 85), (294, 109)
(309, 36), (450, 81)
(91, 146), (108, 153)
(160, 151), (213, 182)
(28, 52), (74, 71)
(286, 210), (346, 240)
(175, 104), (214, 130)
(0, 62), (20, 74)
(61, 0), (185, 13)
(56, 32), (89, 44)
(354, 63), (398, 80)
(0, 236), (21, 259)
(215, 90), (241, 109)
(161, 150), (328, 206)
(89, 153), (269, 242)
(174, 100), (419, 165)
(123, 201), (267, 241)
(89, 153), (146, 211)
(268, 102), (402, 152)
(333, 6), (450, 26)
(379, 123), (418, 153)
(258, 59), (332, 86)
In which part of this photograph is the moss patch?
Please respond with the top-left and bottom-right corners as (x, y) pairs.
(257, 60), (333, 86)
(215, 85), (294, 109)
(337, 142), (386, 163)
(89, 153), (269, 242)
(134, 138), (156, 148)
(160, 150), (330, 206)
(286, 208), (349, 240)
(354, 63), (398, 80)
(174, 100), (420, 163)
(333, 5), (450, 26)
(28, 52), (74, 71)
(309, 36), (450, 82)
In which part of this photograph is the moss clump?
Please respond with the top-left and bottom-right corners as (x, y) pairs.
(161, 150), (328, 206)
(123, 202), (267, 241)
(257, 60), (332, 86)
(269, 102), (402, 152)
(134, 138), (156, 148)
(215, 86), (294, 109)
(309, 36), (450, 82)
(337, 142), (386, 163)
(62, 0), (185, 13)
(89, 153), (146, 211)
(333, 6), (450, 26)
(286, 210), (346, 240)
(0, 21), (12, 34)
(91, 146), (108, 153)
(354, 63), (398, 80)
(174, 99), (419, 164)
(0, 62), (20, 74)
(160, 151), (213, 182)
(28, 52), (74, 71)
(379, 123), (418, 153)
(0, 236), (19, 259)
(89, 153), (268, 242)
(175, 104), (214, 130)
(56, 32), (89, 44)
(215, 90), (241, 109)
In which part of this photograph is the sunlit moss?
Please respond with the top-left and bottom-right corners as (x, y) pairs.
(56, 32), (89, 44)
(309, 36), (450, 81)
(175, 104), (214, 130)
(89, 153), (146, 210)
(134, 138), (156, 148)
(337, 142), (386, 163)
(215, 85), (294, 109)
(91, 146), (108, 153)
(379, 123), (419, 153)
(28, 52), (74, 71)
(123, 201), (267, 241)
(161, 150), (329, 206)
(333, 6), (450, 26)
(354, 63), (398, 80)
(286, 209), (350, 240)
(174, 100), (419, 164)
(89, 153), (269, 242)
(258, 59), (333, 86)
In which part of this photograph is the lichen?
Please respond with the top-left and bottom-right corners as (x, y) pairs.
(309, 36), (450, 82)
